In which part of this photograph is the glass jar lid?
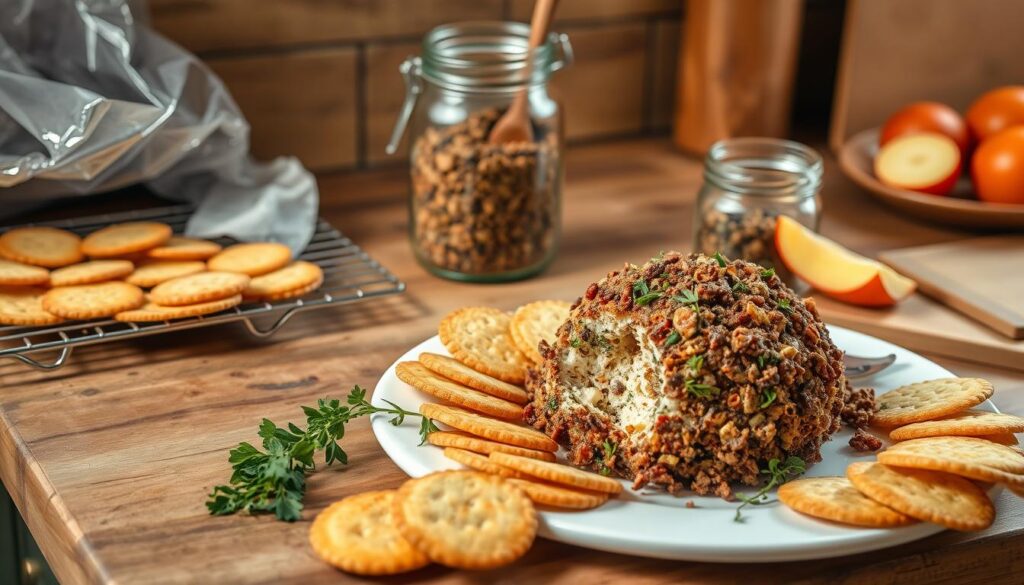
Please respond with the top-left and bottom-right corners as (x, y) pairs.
(703, 137), (823, 198)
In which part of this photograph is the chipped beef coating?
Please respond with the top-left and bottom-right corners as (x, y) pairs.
(524, 252), (846, 498)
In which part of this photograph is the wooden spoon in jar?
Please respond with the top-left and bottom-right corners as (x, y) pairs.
(488, 0), (559, 145)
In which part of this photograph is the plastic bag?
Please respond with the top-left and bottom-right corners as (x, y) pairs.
(0, 0), (319, 251)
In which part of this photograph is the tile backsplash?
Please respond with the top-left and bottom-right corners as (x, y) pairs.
(150, 0), (681, 172)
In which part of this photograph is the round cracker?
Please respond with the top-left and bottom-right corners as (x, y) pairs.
(49, 260), (135, 287)
(489, 451), (623, 495)
(510, 300), (572, 364)
(846, 461), (994, 531)
(506, 478), (610, 510)
(114, 295), (242, 322)
(419, 352), (529, 404)
(81, 222), (172, 258)
(248, 276), (324, 302)
(443, 447), (529, 479)
(125, 261), (206, 288)
(778, 476), (917, 528)
(871, 378), (993, 427)
(243, 261), (323, 300)
(397, 362), (523, 420)
(420, 403), (558, 452)
(145, 236), (222, 261)
(392, 471), (536, 570)
(309, 491), (428, 576)
(982, 433), (1020, 446)
(0, 226), (83, 268)
(889, 409), (1024, 441)
(149, 271), (250, 306)
(207, 242), (292, 276)
(0, 286), (62, 326)
(439, 307), (529, 384)
(427, 431), (557, 462)
(41, 282), (144, 320)
(0, 259), (49, 286)
(877, 436), (1024, 487)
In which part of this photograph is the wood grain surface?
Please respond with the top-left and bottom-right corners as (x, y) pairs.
(0, 139), (1021, 584)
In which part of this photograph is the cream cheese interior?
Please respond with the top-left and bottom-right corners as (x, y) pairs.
(559, 313), (674, 441)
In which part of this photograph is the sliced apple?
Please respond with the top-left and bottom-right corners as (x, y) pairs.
(874, 132), (961, 196)
(774, 216), (916, 307)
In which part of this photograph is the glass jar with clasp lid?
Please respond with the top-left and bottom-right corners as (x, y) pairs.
(692, 138), (823, 291)
(387, 21), (573, 282)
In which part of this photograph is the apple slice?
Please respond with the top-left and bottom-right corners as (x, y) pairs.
(774, 216), (916, 307)
(874, 132), (961, 196)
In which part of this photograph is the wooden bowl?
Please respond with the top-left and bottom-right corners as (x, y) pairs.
(838, 128), (1024, 230)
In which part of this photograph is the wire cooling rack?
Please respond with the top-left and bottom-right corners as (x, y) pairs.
(0, 204), (405, 370)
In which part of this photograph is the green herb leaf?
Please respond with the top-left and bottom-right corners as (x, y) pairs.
(759, 388), (777, 409)
(673, 288), (699, 306)
(546, 397), (558, 412)
(635, 291), (664, 306)
(777, 298), (792, 314)
(713, 252), (727, 267)
(733, 456), (806, 522)
(760, 267), (775, 279)
(685, 378), (719, 399)
(570, 337), (582, 348)
(632, 280), (650, 300)
(207, 386), (433, 522)
(664, 331), (681, 347)
(731, 280), (750, 293)
(602, 439), (617, 460)
(686, 354), (704, 372)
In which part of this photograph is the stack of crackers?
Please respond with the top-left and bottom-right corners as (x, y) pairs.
(0, 222), (323, 325)
(311, 302), (616, 576)
(780, 377), (1024, 531)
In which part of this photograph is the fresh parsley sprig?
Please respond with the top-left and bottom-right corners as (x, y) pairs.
(632, 279), (663, 306)
(733, 456), (806, 522)
(206, 386), (436, 522)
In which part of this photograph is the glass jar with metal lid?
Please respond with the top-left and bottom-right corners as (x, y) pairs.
(692, 138), (823, 290)
(387, 22), (573, 282)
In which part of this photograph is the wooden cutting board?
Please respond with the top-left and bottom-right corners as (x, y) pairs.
(879, 236), (1024, 340)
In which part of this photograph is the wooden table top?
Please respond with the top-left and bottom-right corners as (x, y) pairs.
(1, 139), (1021, 584)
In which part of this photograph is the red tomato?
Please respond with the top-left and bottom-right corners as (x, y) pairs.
(966, 86), (1024, 142)
(880, 101), (970, 156)
(971, 126), (1024, 205)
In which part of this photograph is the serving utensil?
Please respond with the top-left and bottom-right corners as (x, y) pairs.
(488, 0), (558, 144)
(844, 353), (897, 379)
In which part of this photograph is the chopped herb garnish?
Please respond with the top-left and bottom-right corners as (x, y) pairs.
(635, 291), (664, 306)
(685, 378), (719, 399)
(546, 397), (558, 412)
(570, 337), (582, 348)
(595, 336), (613, 351)
(632, 279), (650, 299)
(686, 354), (704, 372)
(602, 439), (617, 460)
(664, 330), (681, 347)
(757, 354), (779, 369)
(759, 388), (777, 409)
(777, 298), (792, 314)
(599, 466), (611, 476)
(713, 251), (727, 267)
(206, 386), (435, 522)
(760, 267), (775, 279)
(673, 288), (699, 306)
(734, 456), (806, 522)
(731, 280), (750, 293)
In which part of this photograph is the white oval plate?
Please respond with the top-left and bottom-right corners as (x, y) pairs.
(371, 325), (999, 562)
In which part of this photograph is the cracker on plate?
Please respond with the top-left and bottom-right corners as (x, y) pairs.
(871, 377), (993, 427)
(418, 352), (529, 404)
(510, 300), (572, 364)
(489, 451), (623, 495)
(506, 478), (609, 510)
(439, 307), (529, 384)
(778, 476), (917, 528)
(397, 361), (524, 420)
(309, 490), (429, 576)
(877, 436), (1024, 487)
(443, 447), (529, 479)
(846, 461), (994, 531)
(392, 471), (536, 569)
(426, 431), (556, 462)
(420, 403), (558, 452)
(889, 409), (1024, 441)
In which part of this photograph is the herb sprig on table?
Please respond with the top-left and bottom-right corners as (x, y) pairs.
(206, 386), (437, 522)
(733, 456), (806, 522)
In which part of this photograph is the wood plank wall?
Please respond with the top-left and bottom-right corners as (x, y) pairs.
(148, 0), (682, 172)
